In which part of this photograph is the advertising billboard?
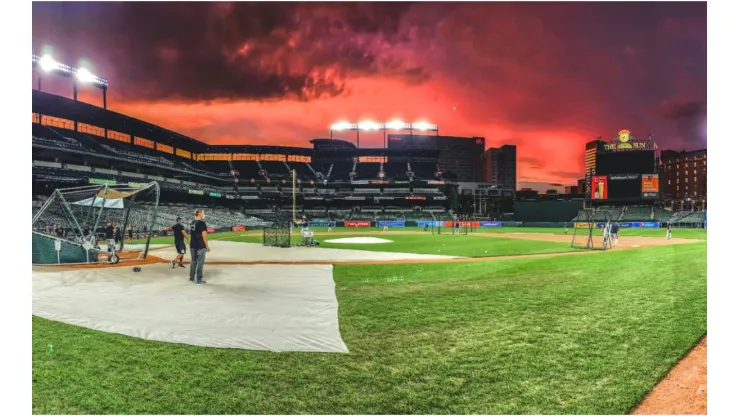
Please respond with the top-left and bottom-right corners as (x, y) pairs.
(641, 174), (660, 199)
(378, 220), (405, 227)
(344, 220), (370, 228)
(444, 221), (480, 227)
(479, 221), (502, 227)
(231, 225), (246, 232)
(590, 176), (608, 200)
(416, 220), (443, 227)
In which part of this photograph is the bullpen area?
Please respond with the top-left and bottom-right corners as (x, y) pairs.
(32, 226), (707, 414)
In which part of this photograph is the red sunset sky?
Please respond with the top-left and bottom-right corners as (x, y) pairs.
(32, 2), (706, 190)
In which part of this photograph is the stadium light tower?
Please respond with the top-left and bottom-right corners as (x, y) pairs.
(33, 54), (109, 110)
(329, 120), (438, 148)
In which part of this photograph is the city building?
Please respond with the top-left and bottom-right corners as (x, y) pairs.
(387, 134), (485, 182)
(478, 145), (517, 190)
(565, 185), (579, 195)
(584, 139), (606, 197)
(577, 179), (586, 194)
(658, 149), (707, 203)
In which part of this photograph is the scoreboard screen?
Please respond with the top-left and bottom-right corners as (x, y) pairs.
(595, 151), (655, 175)
(608, 174), (641, 200)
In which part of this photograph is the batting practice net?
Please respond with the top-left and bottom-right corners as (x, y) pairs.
(263, 211), (291, 248)
(32, 182), (161, 265)
(570, 208), (613, 250)
(436, 217), (471, 235)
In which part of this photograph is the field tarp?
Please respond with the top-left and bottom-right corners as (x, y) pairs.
(32, 263), (349, 353)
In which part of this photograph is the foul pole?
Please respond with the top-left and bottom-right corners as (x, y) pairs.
(292, 169), (297, 223)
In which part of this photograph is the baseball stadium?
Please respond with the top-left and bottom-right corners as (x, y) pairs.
(31, 54), (707, 415)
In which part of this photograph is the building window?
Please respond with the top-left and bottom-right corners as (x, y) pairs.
(668, 180), (671, 185)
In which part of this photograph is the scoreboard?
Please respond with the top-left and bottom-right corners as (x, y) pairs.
(590, 174), (660, 201)
(595, 150), (655, 175)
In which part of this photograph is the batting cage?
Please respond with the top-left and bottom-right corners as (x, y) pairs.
(436, 217), (471, 235)
(32, 182), (161, 265)
(570, 208), (613, 250)
(263, 211), (291, 248)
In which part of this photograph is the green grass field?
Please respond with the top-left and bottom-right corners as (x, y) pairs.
(33, 235), (707, 414)
(134, 226), (706, 258)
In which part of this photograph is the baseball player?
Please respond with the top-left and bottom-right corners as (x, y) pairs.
(665, 224), (672, 240)
(610, 221), (620, 248)
(564, 223), (568, 234)
(602, 221), (611, 249)
(327, 220), (334, 233)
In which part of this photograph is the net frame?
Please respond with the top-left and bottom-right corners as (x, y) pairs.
(263, 209), (291, 248)
(436, 216), (470, 235)
(32, 182), (161, 265)
(570, 208), (613, 250)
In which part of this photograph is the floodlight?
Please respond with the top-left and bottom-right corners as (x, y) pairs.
(76, 67), (96, 83)
(412, 121), (433, 131)
(358, 120), (380, 131)
(331, 121), (352, 131)
(385, 120), (406, 130)
(39, 55), (58, 72)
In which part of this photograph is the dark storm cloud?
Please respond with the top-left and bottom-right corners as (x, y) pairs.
(32, 2), (425, 102)
(659, 99), (707, 121)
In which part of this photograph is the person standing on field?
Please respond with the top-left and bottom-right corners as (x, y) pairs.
(666, 224), (672, 240)
(170, 217), (189, 269)
(610, 221), (620, 248)
(189, 209), (211, 285)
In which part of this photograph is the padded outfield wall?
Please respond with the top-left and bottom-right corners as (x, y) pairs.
(513, 201), (582, 223)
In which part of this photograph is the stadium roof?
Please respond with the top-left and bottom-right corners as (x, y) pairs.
(32, 90), (208, 152)
(203, 144), (313, 155)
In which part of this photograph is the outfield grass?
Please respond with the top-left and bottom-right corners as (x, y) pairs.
(33, 242), (707, 414)
(137, 230), (575, 258)
(134, 226), (705, 258)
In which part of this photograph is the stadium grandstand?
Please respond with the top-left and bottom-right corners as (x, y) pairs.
(32, 89), (453, 234)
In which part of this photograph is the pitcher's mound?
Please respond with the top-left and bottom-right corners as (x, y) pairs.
(324, 237), (392, 244)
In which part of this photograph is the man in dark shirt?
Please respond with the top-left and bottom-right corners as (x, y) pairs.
(104, 222), (116, 253)
(189, 209), (211, 285)
(170, 217), (189, 269)
(114, 224), (123, 248)
(610, 221), (620, 248)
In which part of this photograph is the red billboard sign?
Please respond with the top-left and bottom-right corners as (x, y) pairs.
(344, 220), (370, 228)
(231, 225), (246, 232)
(444, 221), (480, 227)
(207, 227), (216, 233)
(590, 176), (608, 200)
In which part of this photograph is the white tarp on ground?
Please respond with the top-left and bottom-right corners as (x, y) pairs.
(32, 263), (348, 353)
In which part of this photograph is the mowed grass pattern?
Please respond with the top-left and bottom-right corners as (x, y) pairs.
(32, 242), (707, 414)
(140, 231), (575, 257)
